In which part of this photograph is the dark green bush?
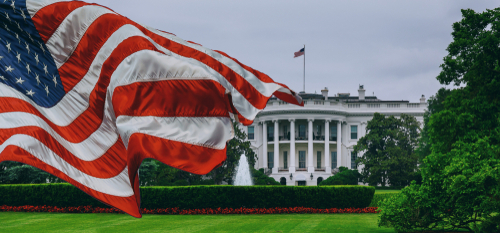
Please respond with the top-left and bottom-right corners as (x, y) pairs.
(319, 167), (360, 185)
(0, 184), (375, 209)
(253, 168), (280, 185)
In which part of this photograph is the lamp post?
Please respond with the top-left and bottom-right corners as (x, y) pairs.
(310, 173), (313, 180)
(290, 173), (293, 180)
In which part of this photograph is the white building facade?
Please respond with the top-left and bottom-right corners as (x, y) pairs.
(244, 85), (427, 186)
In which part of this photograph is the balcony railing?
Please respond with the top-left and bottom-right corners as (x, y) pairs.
(278, 167), (289, 172)
(296, 167), (307, 171)
(267, 136), (274, 142)
(329, 136), (337, 141)
(315, 167), (326, 171)
(295, 136), (308, 140)
(279, 135), (291, 141)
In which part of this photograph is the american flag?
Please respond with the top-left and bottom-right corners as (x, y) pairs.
(294, 48), (305, 58)
(0, 0), (303, 217)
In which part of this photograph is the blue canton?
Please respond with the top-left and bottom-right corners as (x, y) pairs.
(0, 0), (64, 107)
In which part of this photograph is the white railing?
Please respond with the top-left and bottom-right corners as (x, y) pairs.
(348, 104), (360, 108)
(367, 104), (380, 108)
(387, 104), (400, 108)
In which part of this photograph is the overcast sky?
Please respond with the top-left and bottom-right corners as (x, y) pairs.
(94, 0), (498, 102)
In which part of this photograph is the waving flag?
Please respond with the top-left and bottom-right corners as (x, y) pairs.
(294, 48), (305, 58)
(0, 0), (303, 217)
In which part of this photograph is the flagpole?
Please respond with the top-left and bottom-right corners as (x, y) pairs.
(303, 44), (305, 93)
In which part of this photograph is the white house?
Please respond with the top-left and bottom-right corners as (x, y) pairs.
(244, 85), (427, 186)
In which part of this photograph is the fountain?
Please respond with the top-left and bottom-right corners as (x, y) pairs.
(233, 154), (253, 186)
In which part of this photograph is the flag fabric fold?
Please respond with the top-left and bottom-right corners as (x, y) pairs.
(0, 0), (303, 217)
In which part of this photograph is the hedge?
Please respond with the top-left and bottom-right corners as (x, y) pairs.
(0, 184), (375, 209)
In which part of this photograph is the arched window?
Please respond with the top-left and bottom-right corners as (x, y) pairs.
(317, 177), (324, 186)
(280, 177), (287, 185)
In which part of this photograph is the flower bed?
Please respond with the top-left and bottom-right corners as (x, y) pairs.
(0, 205), (379, 215)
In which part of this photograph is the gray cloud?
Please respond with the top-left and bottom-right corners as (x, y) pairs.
(94, 0), (498, 102)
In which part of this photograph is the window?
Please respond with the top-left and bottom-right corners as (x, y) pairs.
(331, 152), (337, 168)
(268, 152), (274, 169)
(351, 152), (357, 169)
(248, 126), (254, 140)
(283, 151), (288, 169)
(268, 125), (274, 141)
(316, 125), (321, 136)
(280, 177), (287, 185)
(330, 125), (337, 141)
(299, 151), (306, 168)
(297, 181), (306, 186)
(283, 125), (288, 140)
(299, 125), (306, 139)
(317, 177), (323, 186)
(317, 151), (322, 168)
(351, 125), (358, 139)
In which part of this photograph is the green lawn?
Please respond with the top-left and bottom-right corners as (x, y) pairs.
(0, 212), (394, 233)
(374, 190), (401, 194)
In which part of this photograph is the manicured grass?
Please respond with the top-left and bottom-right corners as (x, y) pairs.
(374, 190), (401, 194)
(0, 212), (394, 232)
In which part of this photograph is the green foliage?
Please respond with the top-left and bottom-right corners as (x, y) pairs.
(252, 168), (280, 185)
(353, 113), (421, 186)
(319, 167), (360, 185)
(0, 162), (63, 184)
(415, 88), (452, 165)
(380, 7), (500, 232)
(0, 184), (375, 209)
(369, 193), (398, 207)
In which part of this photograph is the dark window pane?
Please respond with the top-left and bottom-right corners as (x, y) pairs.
(299, 151), (306, 168)
(351, 152), (357, 169)
(268, 152), (274, 169)
(351, 125), (357, 139)
(248, 126), (254, 140)
(331, 152), (337, 168)
(284, 151), (288, 169)
(317, 151), (321, 168)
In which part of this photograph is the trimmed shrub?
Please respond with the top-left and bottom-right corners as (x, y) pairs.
(253, 168), (280, 185)
(0, 184), (375, 209)
(319, 167), (360, 185)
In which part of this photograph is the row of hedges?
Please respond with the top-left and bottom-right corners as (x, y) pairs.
(0, 184), (375, 209)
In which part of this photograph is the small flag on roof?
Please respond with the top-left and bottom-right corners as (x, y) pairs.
(294, 48), (305, 58)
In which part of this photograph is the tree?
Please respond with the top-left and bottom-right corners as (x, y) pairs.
(414, 88), (451, 164)
(0, 161), (63, 184)
(208, 119), (257, 185)
(379, 8), (500, 232)
(353, 113), (420, 187)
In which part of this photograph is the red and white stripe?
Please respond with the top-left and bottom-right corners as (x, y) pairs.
(0, 0), (303, 217)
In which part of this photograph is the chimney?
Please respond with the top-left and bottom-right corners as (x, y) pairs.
(358, 85), (365, 101)
(420, 94), (426, 103)
(321, 87), (328, 100)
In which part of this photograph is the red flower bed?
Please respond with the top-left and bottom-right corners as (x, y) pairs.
(0, 205), (379, 215)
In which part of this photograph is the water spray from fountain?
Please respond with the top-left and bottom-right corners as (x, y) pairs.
(233, 154), (253, 186)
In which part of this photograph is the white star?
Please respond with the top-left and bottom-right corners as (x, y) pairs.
(45, 84), (49, 96)
(26, 63), (31, 74)
(25, 42), (30, 54)
(16, 22), (22, 31)
(15, 33), (20, 43)
(4, 23), (10, 32)
(43, 63), (48, 75)
(0, 76), (6, 81)
(35, 73), (40, 85)
(0, 55), (3, 61)
(26, 89), (35, 97)
(4, 12), (10, 22)
(39, 42), (45, 54)
(10, 1), (16, 13)
(16, 77), (25, 85)
(27, 33), (34, 42)
(5, 41), (11, 53)
(20, 9), (27, 21)
(5, 65), (14, 72)
(34, 53), (39, 65)
(15, 51), (21, 63)
(53, 75), (57, 87)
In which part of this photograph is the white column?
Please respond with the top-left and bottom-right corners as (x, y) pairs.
(337, 121), (341, 169)
(273, 119), (279, 174)
(262, 122), (267, 169)
(289, 119), (296, 173)
(325, 120), (331, 173)
(307, 119), (314, 173)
